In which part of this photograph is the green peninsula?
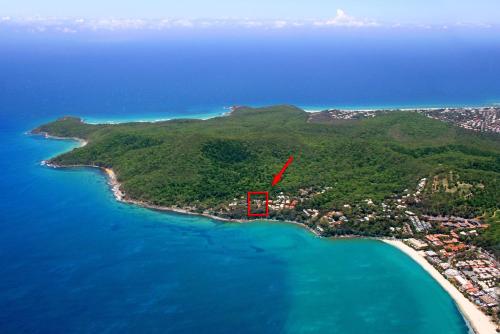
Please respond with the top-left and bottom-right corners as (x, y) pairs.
(34, 105), (499, 252)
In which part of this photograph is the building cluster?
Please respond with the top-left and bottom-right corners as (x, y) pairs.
(269, 192), (299, 211)
(308, 109), (386, 122)
(267, 187), (331, 212)
(416, 107), (500, 133)
(320, 109), (381, 120)
(425, 234), (466, 254)
(405, 233), (499, 313)
(408, 214), (431, 232)
(225, 187), (333, 217)
(422, 215), (484, 230)
(305, 178), (435, 235)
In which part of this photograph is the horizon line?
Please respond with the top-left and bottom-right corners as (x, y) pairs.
(1, 10), (498, 34)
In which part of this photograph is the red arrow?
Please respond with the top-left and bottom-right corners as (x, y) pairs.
(272, 156), (294, 186)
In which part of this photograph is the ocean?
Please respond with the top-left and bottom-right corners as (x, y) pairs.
(1, 29), (498, 333)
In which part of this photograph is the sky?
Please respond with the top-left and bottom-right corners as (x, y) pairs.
(0, 0), (499, 35)
(1, 0), (500, 24)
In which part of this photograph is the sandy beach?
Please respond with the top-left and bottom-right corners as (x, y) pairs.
(383, 239), (497, 334)
(41, 132), (88, 147)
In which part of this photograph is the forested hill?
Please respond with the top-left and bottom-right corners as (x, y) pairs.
(34, 105), (499, 211)
(34, 105), (499, 248)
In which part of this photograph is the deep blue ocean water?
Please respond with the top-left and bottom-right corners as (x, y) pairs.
(1, 31), (499, 333)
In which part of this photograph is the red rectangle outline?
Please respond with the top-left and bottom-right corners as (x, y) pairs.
(247, 191), (269, 217)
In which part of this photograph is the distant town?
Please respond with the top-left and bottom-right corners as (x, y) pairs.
(309, 106), (500, 133)
(418, 107), (500, 133)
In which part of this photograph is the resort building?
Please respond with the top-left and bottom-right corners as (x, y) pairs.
(406, 238), (428, 250)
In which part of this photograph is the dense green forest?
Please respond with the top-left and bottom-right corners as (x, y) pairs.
(34, 106), (500, 249)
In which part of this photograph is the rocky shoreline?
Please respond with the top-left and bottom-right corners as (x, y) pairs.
(32, 131), (321, 237)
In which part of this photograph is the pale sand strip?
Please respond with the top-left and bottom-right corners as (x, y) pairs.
(382, 239), (497, 334)
(41, 132), (88, 147)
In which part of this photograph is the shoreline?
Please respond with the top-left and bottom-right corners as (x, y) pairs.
(32, 104), (500, 127)
(24, 131), (316, 235)
(103, 167), (321, 236)
(302, 103), (500, 113)
(31, 131), (89, 148)
(382, 239), (497, 334)
(39, 155), (322, 237)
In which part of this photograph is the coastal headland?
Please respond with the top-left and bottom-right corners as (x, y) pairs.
(32, 105), (500, 333)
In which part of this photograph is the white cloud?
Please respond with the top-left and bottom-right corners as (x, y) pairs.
(0, 13), (382, 32)
(173, 19), (194, 28)
(314, 9), (380, 27)
(455, 21), (492, 28)
(273, 20), (288, 29)
(1, 13), (496, 34)
(239, 20), (264, 28)
(57, 27), (77, 34)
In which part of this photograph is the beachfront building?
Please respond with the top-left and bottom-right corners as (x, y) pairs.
(406, 238), (428, 250)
